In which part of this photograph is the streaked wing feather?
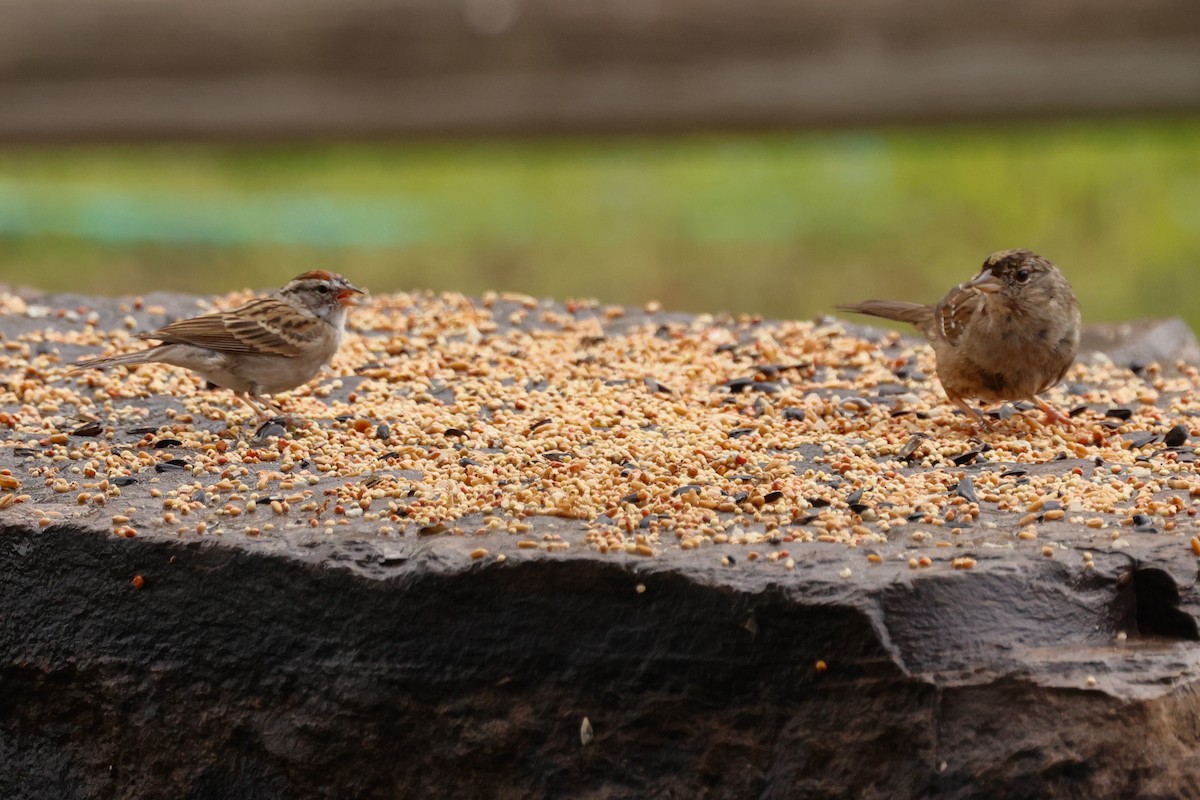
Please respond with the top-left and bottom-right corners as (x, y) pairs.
(934, 284), (987, 347)
(224, 298), (320, 356)
(140, 298), (309, 357)
(139, 312), (258, 353)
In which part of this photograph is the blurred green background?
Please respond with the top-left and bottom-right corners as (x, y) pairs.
(1, 116), (1197, 328)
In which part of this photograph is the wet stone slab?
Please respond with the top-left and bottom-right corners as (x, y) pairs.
(2, 287), (1200, 799)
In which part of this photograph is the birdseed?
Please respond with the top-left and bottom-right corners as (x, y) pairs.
(1, 288), (1198, 577)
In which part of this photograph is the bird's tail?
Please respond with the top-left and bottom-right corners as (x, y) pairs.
(72, 350), (153, 372)
(837, 300), (934, 330)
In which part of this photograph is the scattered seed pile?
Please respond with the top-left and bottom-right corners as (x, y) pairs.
(1, 288), (1198, 568)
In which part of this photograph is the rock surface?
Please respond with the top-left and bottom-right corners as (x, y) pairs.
(3, 289), (1200, 800)
(1079, 317), (1200, 371)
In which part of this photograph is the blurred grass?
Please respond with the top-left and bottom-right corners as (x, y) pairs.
(0, 117), (1197, 328)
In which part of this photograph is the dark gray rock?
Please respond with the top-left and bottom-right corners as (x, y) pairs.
(1079, 318), (1200, 369)
(3, 292), (1200, 799)
(4, 524), (1200, 800)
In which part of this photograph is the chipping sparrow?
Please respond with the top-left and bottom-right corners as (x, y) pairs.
(838, 249), (1081, 428)
(74, 270), (365, 420)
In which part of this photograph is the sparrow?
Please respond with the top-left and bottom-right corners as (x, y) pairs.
(74, 270), (365, 421)
(838, 249), (1081, 428)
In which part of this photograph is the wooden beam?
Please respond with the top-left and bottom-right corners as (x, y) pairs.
(0, 0), (1198, 140)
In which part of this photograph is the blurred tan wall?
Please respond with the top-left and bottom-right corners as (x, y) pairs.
(1, 0), (1198, 140)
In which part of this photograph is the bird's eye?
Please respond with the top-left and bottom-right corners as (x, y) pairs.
(1015, 269), (1031, 283)
(316, 285), (330, 294)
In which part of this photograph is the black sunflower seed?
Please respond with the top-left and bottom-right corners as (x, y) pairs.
(986, 405), (1014, 421)
(253, 422), (286, 442)
(952, 450), (981, 467)
(644, 377), (673, 394)
(898, 434), (927, 461)
(1123, 432), (1159, 449)
(71, 421), (103, 437)
(1164, 424), (1189, 448)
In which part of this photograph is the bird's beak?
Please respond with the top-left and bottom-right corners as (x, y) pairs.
(964, 269), (1002, 294)
(337, 285), (367, 307)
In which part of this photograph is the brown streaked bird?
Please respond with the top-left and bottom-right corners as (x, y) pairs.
(838, 249), (1081, 428)
(74, 270), (365, 421)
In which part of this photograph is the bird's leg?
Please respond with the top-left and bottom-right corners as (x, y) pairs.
(259, 396), (287, 417)
(1034, 397), (1074, 428)
(234, 393), (274, 422)
(950, 395), (994, 432)
(250, 394), (297, 427)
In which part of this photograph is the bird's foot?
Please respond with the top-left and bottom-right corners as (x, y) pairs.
(950, 397), (994, 433)
(1034, 398), (1074, 428)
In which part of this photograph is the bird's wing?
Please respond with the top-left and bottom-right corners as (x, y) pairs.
(933, 284), (989, 347)
(139, 297), (316, 357)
